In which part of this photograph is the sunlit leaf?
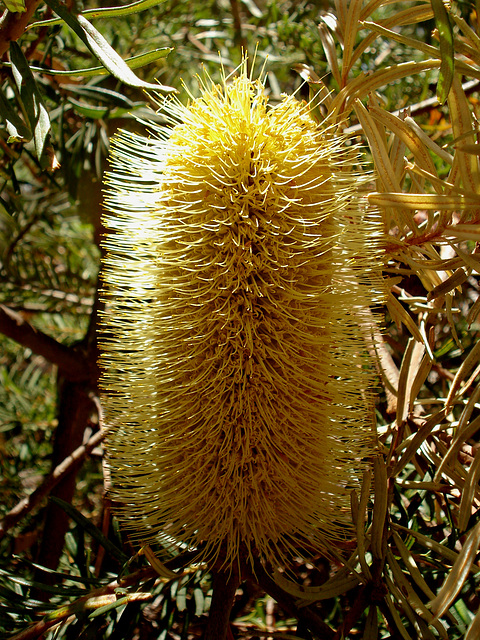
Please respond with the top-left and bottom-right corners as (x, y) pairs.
(30, 0), (169, 28)
(25, 48), (172, 78)
(0, 84), (32, 143)
(9, 42), (50, 160)
(369, 192), (480, 210)
(342, 0), (363, 78)
(447, 76), (480, 196)
(2, 0), (25, 11)
(431, 0), (454, 103)
(44, 0), (175, 93)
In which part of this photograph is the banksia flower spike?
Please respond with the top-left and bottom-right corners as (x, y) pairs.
(101, 64), (383, 571)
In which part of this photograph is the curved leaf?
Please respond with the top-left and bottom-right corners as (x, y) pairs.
(431, 0), (454, 103)
(9, 42), (50, 160)
(44, 0), (175, 93)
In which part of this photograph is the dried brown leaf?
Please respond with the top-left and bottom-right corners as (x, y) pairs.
(371, 455), (388, 560)
(447, 76), (480, 197)
(392, 410), (447, 477)
(458, 449), (480, 532)
(445, 340), (480, 411)
(429, 520), (480, 620)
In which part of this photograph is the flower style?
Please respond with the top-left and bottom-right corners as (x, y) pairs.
(101, 67), (383, 570)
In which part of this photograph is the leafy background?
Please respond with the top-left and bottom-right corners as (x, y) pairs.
(1, 0), (480, 638)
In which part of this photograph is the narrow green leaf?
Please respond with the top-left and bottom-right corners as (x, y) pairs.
(9, 42), (50, 159)
(193, 587), (205, 615)
(13, 557), (104, 586)
(0, 198), (17, 254)
(50, 496), (129, 564)
(67, 97), (133, 120)
(386, 550), (448, 637)
(383, 582), (415, 640)
(364, 606), (379, 640)
(395, 338), (415, 427)
(0, 84), (32, 142)
(356, 470), (372, 580)
(431, 0), (454, 103)
(44, 0), (175, 92)
(61, 84), (136, 107)
(427, 268), (469, 301)
(369, 192), (480, 210)
(25, 48), (172, 79)
(0, 568), (86, 596)
(392, 523), (480, 574)
(273, 564), (362, 602)
(31, 0), (168, 28)
(67, 98), (112, 119)
(317, 22), (342, 87)
(76, 14), (174, 92)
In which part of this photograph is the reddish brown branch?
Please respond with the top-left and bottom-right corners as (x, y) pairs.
(33, 381), (95, 594)
(8, 616), (63, 640)
(204, 563), (241, 640)
(0, 304), (89, 381)
(0, 0), (43, 59)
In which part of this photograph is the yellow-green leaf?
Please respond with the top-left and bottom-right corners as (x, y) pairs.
(2, 0), (25, 11)
(431, 0), (454, 103)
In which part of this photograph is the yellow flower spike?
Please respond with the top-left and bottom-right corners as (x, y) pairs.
(100, 65), (384, 571)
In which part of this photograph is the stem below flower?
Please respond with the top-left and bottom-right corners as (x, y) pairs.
(204, 562), (241, 640)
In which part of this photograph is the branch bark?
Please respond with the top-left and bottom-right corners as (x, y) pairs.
(33, 380), (96, 596)
(0, 304), (90, 381)
(0, 0), (43, 59)
(204, 563), (240, 640)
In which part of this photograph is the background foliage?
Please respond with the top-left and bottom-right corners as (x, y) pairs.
(1, 0), (480, 638)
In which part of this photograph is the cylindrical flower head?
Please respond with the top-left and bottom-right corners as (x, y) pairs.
(101, 70), (383, 569)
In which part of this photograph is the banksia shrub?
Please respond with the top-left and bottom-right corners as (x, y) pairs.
(100, 68), (384, 570)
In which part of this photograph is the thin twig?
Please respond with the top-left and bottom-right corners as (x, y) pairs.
(0, 427), (104, 538)
(7, 617), (63, 640)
